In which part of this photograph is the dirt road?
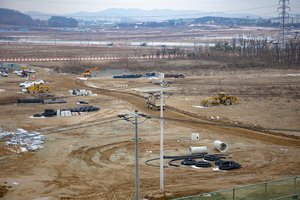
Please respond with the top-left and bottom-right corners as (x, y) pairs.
(0, 67), (300, 200)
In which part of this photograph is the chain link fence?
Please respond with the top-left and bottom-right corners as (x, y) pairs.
(175, 176), (300, 200)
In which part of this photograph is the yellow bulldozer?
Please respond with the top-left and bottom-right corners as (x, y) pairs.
(26, 83), (52, 94)
(201, 92), (240, 107)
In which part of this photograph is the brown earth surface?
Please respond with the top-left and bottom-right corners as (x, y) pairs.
(0, 64), (300, 200)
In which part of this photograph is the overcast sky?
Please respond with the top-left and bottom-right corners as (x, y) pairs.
(1, 0), (300, 17)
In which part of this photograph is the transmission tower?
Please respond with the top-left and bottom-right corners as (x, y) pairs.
(278, 0), (290, 44)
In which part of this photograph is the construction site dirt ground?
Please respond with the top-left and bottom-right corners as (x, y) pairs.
(0, 66), (300, 200)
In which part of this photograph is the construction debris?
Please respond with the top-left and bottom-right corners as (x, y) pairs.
(0, 128), (45, 151)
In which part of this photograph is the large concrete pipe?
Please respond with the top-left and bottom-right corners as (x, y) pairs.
(214, 140), (228, 152)
(189, 146), (207, 155)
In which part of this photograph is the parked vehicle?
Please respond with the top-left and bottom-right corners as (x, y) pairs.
(33, 80), (44, 84)
(20, 81), (33, 87)
(14, 70), (23, 74)
(28, 69), (36, 74)
(1, 72), (8, 77)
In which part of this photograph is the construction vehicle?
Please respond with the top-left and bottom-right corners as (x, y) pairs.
(25, 83), (52, 94)
(21, 69), (29, 77)
(145, 94), (165, 111)
(83, 67), (98, 77)
(201, 92), (240, 107)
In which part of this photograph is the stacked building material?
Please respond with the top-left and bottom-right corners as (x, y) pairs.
(69, 89), (96, 96)
(1, 128), (45, 151)
(33, 106), (100, 118)
(56, 106), (100, 117)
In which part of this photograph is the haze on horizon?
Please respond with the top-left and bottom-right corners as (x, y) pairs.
(1, 0), (300, 18)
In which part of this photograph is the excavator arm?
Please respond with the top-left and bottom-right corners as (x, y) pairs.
(83, 67), (98, 77)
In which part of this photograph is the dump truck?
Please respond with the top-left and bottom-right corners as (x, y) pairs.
(201, 92), (240, 107)
(83, 67), (98, 77)
(24, 83), (51, 94)
(146, 95), (165, 111)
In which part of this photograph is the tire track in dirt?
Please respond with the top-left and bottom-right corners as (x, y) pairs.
(78, 82), (300, 146)
(50, 80), (300, 199)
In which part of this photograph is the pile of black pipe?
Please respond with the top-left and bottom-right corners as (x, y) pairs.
(34, 106), (100, 118)
(43, 109), (55, 117)
(195, 161), (212, 168)
(181, 158), (196, 166)
(204, 155), (226, 161)
(18, 98), (44, 104)
(215, 160), (241, 170)
(113, 74), (142, 79)
(145, 153), (241, 170)
(68, 106), (100, 112)
(145, 153), (208, 168)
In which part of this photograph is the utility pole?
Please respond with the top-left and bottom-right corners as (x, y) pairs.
(54, 31), (56, 58)
(159, 73), (164, 193)
(134, 110), (139, 200)
(149, 76), (172, 194)
(118, 111), (151, 200)
(278, 0), (290, 45)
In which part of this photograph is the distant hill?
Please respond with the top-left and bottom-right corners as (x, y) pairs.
(23, 11), (55, 21)
(25, 8), (263, 22)
(0, 8), (34, 25)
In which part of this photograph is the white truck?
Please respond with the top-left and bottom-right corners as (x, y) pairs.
(146, 95), (165, 111)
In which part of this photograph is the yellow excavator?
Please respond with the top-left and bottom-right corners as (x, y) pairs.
(83, 67), (98, 77)
(201, 92), (240, 107)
